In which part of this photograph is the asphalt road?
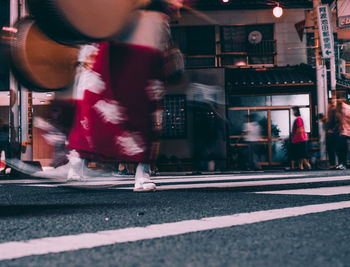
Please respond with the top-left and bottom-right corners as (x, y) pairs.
(1, 170), (350, 267)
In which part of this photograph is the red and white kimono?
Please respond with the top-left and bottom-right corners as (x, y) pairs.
(67, 11), (168, 163)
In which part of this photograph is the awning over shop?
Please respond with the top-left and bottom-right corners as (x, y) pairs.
(226, 65), (316, 88)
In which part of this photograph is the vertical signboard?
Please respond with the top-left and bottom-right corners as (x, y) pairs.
(317, 5), (335, 59)
(338, 0), (350, 28)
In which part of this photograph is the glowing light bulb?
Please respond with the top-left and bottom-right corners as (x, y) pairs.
(273, 5), (283, 18)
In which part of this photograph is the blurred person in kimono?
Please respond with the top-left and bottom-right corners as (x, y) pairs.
(65, 0), (184, 191)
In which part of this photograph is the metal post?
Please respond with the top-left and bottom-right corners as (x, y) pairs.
(330, 55), (337, 90)
(18, 0), (33, 161)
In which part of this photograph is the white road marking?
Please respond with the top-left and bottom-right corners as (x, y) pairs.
(150, 173), (307, 181)
(255, 185), (350, 196)
(119, 176), (350, 190)
(0, 173), (306, 184)
(3, 175), (350, 191)
(1, 201), (350, 261)
(143, 173), (307, 182)
(0, 179), (56, 184)
(0, 174), (310, 188)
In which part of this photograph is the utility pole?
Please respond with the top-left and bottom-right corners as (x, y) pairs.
(314, 0), (328, 161)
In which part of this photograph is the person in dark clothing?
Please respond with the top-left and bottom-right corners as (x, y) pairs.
(0, 121), (10, 175)
(325, 99), (338, 169)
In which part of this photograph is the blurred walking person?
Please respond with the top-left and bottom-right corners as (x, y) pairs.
(335, 99), (350, 170)
(0, 120), (10, 175)
(325, 99), (339, 169)
(290, 106), (311, 170)
(242, 114), (261, 170)
(66, 1), (183, 191)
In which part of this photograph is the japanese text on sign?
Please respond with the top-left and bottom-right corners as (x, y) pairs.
(317, 5), (334, 58)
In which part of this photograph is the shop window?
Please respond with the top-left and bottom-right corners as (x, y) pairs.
(227, 110), (248, 136)
(250, 110), (268, 137)
(271, 110), (290, 138)
(171, 26), (215, 56)
(272, 94), (309, 106)
(220, 24), (275, 66)
(221, 26), (246, 53)
(271, 141), (288, 162)
(229, 96), (266, 107)
(162, 95), (186, 138)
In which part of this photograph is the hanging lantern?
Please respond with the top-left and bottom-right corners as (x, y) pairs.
(273, 5), (283, 18)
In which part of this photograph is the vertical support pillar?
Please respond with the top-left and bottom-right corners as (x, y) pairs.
(215, 25), (220, 67)
(17, 0), (33, 161)
(9, 0), (20, 158)
(330, 55), (337, 90)
(20, 91), (33, 161)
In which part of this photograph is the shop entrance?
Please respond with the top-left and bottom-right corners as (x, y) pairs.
(227, 93), (311, 168)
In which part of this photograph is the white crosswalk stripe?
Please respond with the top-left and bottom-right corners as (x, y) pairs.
(255, 185), (350, 196)
(2, 200), (350, 261)
(1, 172), (350, 195)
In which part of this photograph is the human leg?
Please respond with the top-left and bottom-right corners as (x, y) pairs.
(134, 162), (156, 191)
(326, 134), (337, 168)
(336, 135), (348, 168)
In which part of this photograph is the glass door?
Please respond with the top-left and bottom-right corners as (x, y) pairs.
(228, 107), (293, 168)
(270, 109), (291, 164)
(249, 110), (269, 164)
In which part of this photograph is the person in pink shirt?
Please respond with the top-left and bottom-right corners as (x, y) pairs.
(335, 99), (350, 170)
(290, 106), (311, 170)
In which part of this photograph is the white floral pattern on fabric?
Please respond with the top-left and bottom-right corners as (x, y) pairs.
(93, 100), (127, 125)
(145, 80), (164, 101)
(80, 117), (89, 131)
(74, 69), (105, 100)
(115, 132), (145, 156)
(78, 44), (99, 64)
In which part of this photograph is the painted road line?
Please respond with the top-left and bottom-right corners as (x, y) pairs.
(1, 201), (350, 261)
(0, 179), (60, 184)
(255, 185), (350, 196)
(150, 173), (308, 182)
(150, 173), (308, 180)
(117, 176), (350, 190)
(5, 175), (350, 189)
(0, 174), (302, 184)
(0, 174), (310, 187)
(16, 175), (350, 190)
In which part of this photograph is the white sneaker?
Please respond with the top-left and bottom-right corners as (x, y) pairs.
(134, 163), (156, 191)
(336, 164), (347, 170)
(134, 175), (156, 192)
(66, 150), (86, 182)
